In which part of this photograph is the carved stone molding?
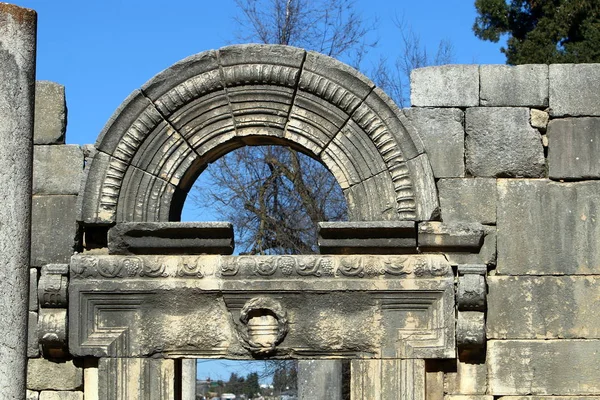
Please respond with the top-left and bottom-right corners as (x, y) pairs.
(69, 254), (455, 359)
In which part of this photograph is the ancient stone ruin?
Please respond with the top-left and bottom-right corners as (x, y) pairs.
(2, 3), (600, 400)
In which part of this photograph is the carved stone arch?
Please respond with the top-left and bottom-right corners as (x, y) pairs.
(80, 44), (438, 224)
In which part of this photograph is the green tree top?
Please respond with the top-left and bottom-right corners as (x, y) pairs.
(473, 0), (600, 64)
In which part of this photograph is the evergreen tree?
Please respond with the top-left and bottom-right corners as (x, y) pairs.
(473, 0), (600, 64)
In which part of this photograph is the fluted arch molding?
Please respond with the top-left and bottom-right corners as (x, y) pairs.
(80, 45), (438, 224)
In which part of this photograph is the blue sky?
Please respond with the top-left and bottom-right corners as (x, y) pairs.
(11, 0), (505, 383)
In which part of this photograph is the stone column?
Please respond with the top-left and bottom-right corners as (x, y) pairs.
(298, 360), (343, 400)
(181, 359), (197, 400)
(0, 3), (37, 399)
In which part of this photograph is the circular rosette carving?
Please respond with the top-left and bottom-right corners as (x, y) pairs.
(238, 297), (288, 356)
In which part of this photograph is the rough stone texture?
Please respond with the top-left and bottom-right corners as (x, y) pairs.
(28, 311), (39, 358)
(403, 108), (465, 178)
(550, 64), (600, 116)
(418, 222), (484, 251)
(351, 359), (425, 400)
(27, 359), (83, 391)
(445, 226), (496, 266)
(466, 107), (545, 177)
(298, 360), (342, 400)
(38, 272), (68, 308)
(530, 109), (549, 130)
(29, 267), (38, 311)
(98, 358), (174, 400)
(437, 178), (496, 224)
(488, 340), (600, 395)
(38, 308), (67, 358)
(33, 145), (83, 195)
(547, 117), (600, 179)
(34, 81), (67, 144)
(457, 312), (485, 348)
(445, 361), (487, 394)
(480, 64), (548, 107)
(426, 371), (444, 400)
(497, 179), (600, 274)
(108, 222), (234, 255)
(181, 359), (196, 400)
(411, 65), (479, 107)
(0, 4), (37, 399)
(457, 274), (486, 311)
(39, 392), (83, 400)
(488, 276), (600, 339)
(31, 195), (79, 266)
(27, 390), (39, 400)
(318, 221), (416, 254)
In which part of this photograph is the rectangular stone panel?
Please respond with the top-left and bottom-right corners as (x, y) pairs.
(351, 359), (425, 400)
(480, 65), (548, 107)
(98, 358), (174, 400)
(488, 276), (600, 339)
(444, 360), (487, 394)
(411, 65), (479, 107)
(437, 178), (496, 224)
(403, 108), (465, 178)
(27, 359), (83, 391)
(31, 195), (79, 267)
(547, 117), (600, 179)
(550, 64), (600, 117)
(488, 340), (600, 395)
(34, 81), (66, 145)
(497, 179), (600, 274)
(318, 221), (416, 254)
(28, 311), (39, 358)
(33, 145), (83, 195)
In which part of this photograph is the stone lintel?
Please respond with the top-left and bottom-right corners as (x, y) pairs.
(418, 222), (485, 252)
(318, 221), (416, 254)
(108, 222), (234, 255)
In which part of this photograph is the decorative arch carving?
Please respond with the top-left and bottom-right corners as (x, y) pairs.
(80, 44), (438, 224)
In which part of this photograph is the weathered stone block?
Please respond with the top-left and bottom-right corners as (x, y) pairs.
(466, 108), (545, 177)
(498, 397), (600, 400)
(497, 179), (600, 274)
(457, 312), (485, 348)
(445, 396), (492, 400)
(445, 226), (496, 266)
(28, 311), (39, 358)
(33, 145), (83, 195)
(298, 360), (343, 400)
(34, 81), (67, 144)
(318, 221), (416, 254)
(547, 117), (600, 179)
(98, 358), (174, 400)
(445, 361), (487, 394)
(29, 268), (38, 311)
(108, 222), (234, 255)
(39, 392), (83, 400)
(488, 340), (600, 395)
(418, 222), (484, 251)
(27, 359), (83, 391)
(488, 276), (600, 339)
(411, 65), (479, 107)
(550, 64), (600, 116)
(31, 195), (79, 267)
(480, 64), (548, 107)
(530, 109), (549, 130)
(38, 308), (67, 358)
(438, 178), (496, 224)
(403, 108), (465, 178)
(27, 390), (39, 400)
(457, 274), (486, 311)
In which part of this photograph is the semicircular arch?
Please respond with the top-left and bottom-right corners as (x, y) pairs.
(81, 44), (438, 224)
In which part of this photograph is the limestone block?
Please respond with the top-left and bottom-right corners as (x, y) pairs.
(550, 64), (600, 116)
(298, 360), (342, 400)
(530, 109), (549, 130)
(34, 81), (67, 144)
(498, 397), (600, 400)
(318, 221), (416, 254)
(29, 268), (38, 311)
(547, 117), (600, 179)
(38, 271), (68, 307)
(39, 392), (83, 400)
(445, 396), (492, 400)
(27, 359), (83, 391)
(488, 340), (600, 395)
(497, 179), (600, 274)
(488, 276), (600, 339)
(445, 226), (496, 267)
(31, 195), (79, 266)
(33, 145), (83, 195)
(98, 358), (174, 399)
(426, 371), (444, 400)
(27, 390), (39, 400)
(411, 65), (479, 107)
(466, 107), (545, 177)
(403, 108), (465, 178)
(480, 64), (548, 107)
(418, 222), (484, 251)
(438, 178), (496, 224)
(351, 359), (425, 400)
(83, 359), (99, 400)
(445, 361), (487, 394)
(38, 308), (67, 358)
(108, 222), (234, 255)
(28, 311), (39, 357)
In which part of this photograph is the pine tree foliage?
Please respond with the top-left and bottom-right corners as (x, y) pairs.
(474, 0), (600, 64)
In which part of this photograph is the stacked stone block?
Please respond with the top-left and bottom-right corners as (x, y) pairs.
(28, 81), (84, 399)
(410, 63), (600, 397)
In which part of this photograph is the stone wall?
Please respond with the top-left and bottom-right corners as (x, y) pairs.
(22, 60), (600, 398)
(411, 63), (600, 397)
